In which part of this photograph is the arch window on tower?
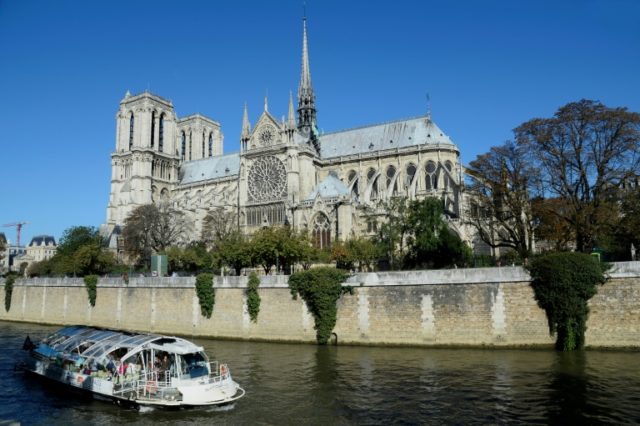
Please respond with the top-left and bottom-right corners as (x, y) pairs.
(367, 168), (379, 201)
(150, 111), (156, 148)
(181, 131), (186, 160)
(208, 133), (213, 157)
(202, 131), (205, 159)
(312, 213), (331, 249)
(129, 112), (135, 150)
(425, 161), (438, 191)
(159, 113), (165, 152)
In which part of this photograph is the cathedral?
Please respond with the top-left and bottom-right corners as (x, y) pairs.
(102, 18), (474, 252)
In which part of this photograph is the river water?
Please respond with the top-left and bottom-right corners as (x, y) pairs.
(1, 321), (639, 425)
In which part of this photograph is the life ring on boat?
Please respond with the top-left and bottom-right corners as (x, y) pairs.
(220, 365), (227, 376)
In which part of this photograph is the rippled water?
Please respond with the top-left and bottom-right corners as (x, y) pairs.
(1, 321), (639, 425)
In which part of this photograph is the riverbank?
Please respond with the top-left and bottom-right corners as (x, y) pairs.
(1, 263), (639, 348)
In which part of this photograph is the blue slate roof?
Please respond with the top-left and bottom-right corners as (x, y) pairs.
(318, 115), (456, 159)
(305, 173), (350, 201)
(179, 153), (240, 184)
(29, 235), (56, 246)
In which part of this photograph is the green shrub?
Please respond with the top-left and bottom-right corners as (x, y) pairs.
(246, 272), (261, 323)
(527, 252), (608, 351)
(4, 275), (15, 312)
(289, 267), (352, 344)
(83, 275), (99, 307)
(195, 273), (215, 319)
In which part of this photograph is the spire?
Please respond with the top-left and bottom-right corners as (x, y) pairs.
(264, 94), (268, 112)
(297, 15), (317, 139)
(287, 91), (296, 128)
(241, 103), (250, 140)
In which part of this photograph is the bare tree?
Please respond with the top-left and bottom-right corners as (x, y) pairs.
(515, 99), (640, 252)
(466, 141), (535, 259)
(122, 203), (190, 266)
(201, 207), (238, 250)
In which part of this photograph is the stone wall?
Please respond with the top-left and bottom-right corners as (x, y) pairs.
(1, 263), (639, 348)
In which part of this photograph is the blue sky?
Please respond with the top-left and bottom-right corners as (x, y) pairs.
(1, 0), (639, 245)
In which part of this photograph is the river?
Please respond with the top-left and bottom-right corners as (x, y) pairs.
(1, 321), (639, 425)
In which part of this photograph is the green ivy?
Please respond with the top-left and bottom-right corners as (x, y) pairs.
(195, 273), (215, 319)
(4, 275), (15, 312)
(83, 275), (99, 307)
(289, 267), (352, 344)
(246, 272), (261, 323)
(527, 252), (608, 351)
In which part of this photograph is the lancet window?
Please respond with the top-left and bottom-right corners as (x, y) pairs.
(367, 168), (379, 201)
(313, 214), (331, 249)
(150, 111), (156, 148)
(425, 161), (438, 191)
(181, 132), (186, 160)
(159, 113), (164, 152)
(386, 165), (398, 196)
(129, 113), (134, 150)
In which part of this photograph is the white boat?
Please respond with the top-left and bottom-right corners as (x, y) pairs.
(20, 325), (245, 407)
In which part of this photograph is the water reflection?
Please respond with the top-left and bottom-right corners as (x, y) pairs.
(1, 322), (640, 425)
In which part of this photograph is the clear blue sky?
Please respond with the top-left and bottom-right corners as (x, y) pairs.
(1, 0), (639, 246)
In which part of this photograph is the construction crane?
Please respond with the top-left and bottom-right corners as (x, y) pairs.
(2, 222), (29, 247)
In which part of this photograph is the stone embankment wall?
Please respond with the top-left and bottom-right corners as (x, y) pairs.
(1, 263), (639, 348)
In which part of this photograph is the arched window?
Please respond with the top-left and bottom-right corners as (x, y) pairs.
(202, 131), (205, 159)
(129, 112), (134, 150)
(159, 113), (164, 152)
(208, 133), (213, 157)
(445, 160), (453, 172)
(367, 168), (378, 200)
(348, 170), (359, 201)
(189, 132), (192, 161)
(181, 131), (186, 160)
(386, 165), (398, 196)
(406, 164), (417, 191)
(150, 111), (156, 148)
(313, 214), (331, 249)
(425, 161), (437, 191)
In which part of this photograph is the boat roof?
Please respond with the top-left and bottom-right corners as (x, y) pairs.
(38, 326), (204, 361)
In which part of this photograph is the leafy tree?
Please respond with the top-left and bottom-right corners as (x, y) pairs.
(216, 230), (253, 275)
(466, 141), (535, 259)
(527, 252), (608, 350)
(531, 197), (575, 251)
(57, 226), (102, 256)
(122, 203), (190, 266)
(515, 99), (640, 253)
(251, 226), (304, 274)
(370, 197), (414, 269)
(404, 197), (472, 269)
(289, 267), (352, 344)
(166, 242), (213, 274)
(0, 235), (6, 266)
(246, 272), (261, 322)
(331, 237), (380, 271)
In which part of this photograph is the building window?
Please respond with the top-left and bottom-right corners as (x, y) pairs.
(348, 170), (359, 201)
(406, 164), (417, 192)
(246, 203), (285, 226)
(150, 111), (156, 148)
(367, 168), (378, 200)
(189, 132), (192, 161)
(159, 113), (164, 152)
(313, 214), (331, 249)
(208, 133), (213, 157)
(386, 165), (398, 196)
(425, 161), (437, 190)
(181, 131), (186, 160)
(202, 131), (205, 159)
(129, 113), (134, 150)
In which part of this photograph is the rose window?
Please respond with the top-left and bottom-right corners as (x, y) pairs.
(248, 156), (287, 202)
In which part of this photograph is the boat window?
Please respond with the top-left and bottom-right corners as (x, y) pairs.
(178, 352), (208, 379)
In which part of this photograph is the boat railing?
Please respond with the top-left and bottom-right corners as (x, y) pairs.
(207, 362), (230, 383)
(113, 370), (175, 401)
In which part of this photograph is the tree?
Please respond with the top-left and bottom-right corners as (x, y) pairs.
(515, 99), (640, 253)
(122, 203), (190, 266)
(166, 242), (213, 274)
(531, 197), (575, 251)
(466, 141), (535, 259)
(0, 235), (6, 266)
(201, 207), (238, 250)
(403, 197), (471, 269)
(527, 252), (608, 351)
(57, 226), (102, 257)
(250, 226), (304, 274)
(370, 197), (413, 269)
(216, 230), (253, 275)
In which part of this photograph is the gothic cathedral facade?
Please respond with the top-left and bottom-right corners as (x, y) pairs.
(103, 18), (474, 251)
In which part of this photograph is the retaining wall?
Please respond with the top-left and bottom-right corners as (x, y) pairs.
(1, 263), (639, 348)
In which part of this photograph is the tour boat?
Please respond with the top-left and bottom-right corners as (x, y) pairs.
(20, 325), (245, 408)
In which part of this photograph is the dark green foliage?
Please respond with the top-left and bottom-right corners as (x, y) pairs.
(289, 267), (352, 344)
(195, 273), (215, 319)
(527, 252), (608, 351)
(83, 275), (98, 307)
(4, 275), (15, 312)
(246, 272), (261, 323)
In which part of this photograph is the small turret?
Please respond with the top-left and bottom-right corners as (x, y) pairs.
(241, 103), (251, 151)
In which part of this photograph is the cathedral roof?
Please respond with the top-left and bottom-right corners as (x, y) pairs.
(305, 173), (350, 201)
(318, 115), (457, 159)
(179, 153), (240, 185)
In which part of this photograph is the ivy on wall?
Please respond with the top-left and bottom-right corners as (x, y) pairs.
(527, 252), (608, 351)
(289, 267), (352, 344)
(4, 275), (15, 312)
(196, 273), (215, 319)
(246, 272), (261, 323)
(83, 275), (98, 307)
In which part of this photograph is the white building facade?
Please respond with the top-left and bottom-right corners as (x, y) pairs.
(103, 18), (478, 251)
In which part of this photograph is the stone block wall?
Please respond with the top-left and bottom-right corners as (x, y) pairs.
(1, 263), (639, 348)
